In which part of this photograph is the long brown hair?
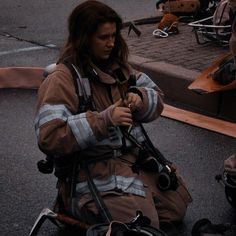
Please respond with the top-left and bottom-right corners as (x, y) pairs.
(59, 0), (129, 70)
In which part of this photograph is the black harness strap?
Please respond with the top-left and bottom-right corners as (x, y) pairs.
(84, 163), (113, 223)
(63, 61), (113, 223)
(62, 61), (96, 113)
(139, 124), (172, 167)
(62, 61), (81, 106)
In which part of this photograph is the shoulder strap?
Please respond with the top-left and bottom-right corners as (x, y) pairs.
(122, 124), (172, 167)
(62, 61), (96, 113)
(62, 61), (112, 222)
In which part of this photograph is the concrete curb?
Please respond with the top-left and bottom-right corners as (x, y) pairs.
(128, 54), (236, 121)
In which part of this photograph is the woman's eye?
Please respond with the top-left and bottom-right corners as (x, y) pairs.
(98, 33), (116, 40)
(99, 35), (108, 40)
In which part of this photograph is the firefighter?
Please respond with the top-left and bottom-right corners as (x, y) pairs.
(34, 0), (192, 231)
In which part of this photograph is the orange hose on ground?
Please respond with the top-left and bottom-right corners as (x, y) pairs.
(0, 67), (44, 89)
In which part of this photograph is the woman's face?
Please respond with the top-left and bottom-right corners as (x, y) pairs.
(90, 22), (116, 61)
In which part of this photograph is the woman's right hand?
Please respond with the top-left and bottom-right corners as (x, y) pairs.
(111, 99), (133, 126)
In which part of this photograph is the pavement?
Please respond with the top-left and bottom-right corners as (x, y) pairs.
(121, 20), (236, 122)
(1, 15), (235, 122)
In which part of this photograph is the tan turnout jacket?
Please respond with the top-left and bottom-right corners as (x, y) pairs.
(34, 62), (191, 226)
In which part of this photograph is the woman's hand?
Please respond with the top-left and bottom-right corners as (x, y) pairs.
(123, 92), (142, 112)
(111, 99), (132, 126)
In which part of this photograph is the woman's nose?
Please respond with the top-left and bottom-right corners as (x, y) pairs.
(107, 37), (115, 48)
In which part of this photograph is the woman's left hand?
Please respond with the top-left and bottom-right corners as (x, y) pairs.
(124, 92), (142, 112)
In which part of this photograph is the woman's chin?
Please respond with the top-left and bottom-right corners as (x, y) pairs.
(101, 54), (110, 60)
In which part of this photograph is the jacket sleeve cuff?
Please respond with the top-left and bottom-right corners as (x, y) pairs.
(100, 105), (115, 127)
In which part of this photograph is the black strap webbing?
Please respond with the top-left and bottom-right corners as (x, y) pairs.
(139, 124), (172, 166)
(61, 61), (112, 222)
(62, 61), (96, 112)
(62, 61), (81, 99)
(122, 124), (172, 167)
(84, 164), (113, 223)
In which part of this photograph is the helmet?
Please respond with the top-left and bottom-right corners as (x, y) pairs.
(216, 154), (236, 208)
(224, 173), (236, 208)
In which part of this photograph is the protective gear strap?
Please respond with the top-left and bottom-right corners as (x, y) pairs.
(84, 163), (113, 223)
(62, 61), (96, 112)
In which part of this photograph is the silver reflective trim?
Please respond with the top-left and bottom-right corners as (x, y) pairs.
(68, 113), (97, 149)
(71, 63), (84, 97)
(140, 88), (158, 121)
(98, 126), (123, 148)
(34, 104), (72, 137)
(76, 175), (145, 197)
(130, 125), (145, 143)
(125, 125), (145, 148)
(135, 73), (158, 121)
(67, 114), (122, 149)
(83, 78), (91, 96)
(35, 104), (123, 149)
(136, 73), (156, 89)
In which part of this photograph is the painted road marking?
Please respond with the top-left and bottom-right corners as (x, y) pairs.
(0, 44), (57, 56)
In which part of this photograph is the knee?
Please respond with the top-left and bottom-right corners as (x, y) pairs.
(171, 178), (192, 222)
(169, 199), (188, 222)
(157, 177), (192, 222)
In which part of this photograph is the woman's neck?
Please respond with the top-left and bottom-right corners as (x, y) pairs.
(92, 58), (112, 71)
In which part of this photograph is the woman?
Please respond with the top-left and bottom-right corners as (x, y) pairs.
(35, 0), (191, 230)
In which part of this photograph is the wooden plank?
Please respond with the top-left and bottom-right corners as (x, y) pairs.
(162, 104), (236, 138)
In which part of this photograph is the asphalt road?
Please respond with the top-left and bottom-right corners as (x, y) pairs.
(1, 89), (236, 236)
(0, 0), (157, 67)
(0, 1), (236, 236)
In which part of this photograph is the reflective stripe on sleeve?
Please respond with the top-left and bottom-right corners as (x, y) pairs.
(35, 104), (124, 149)
(136, 73), (156, 88)
(35, 104), (98, 149)
(68, 113), (97, 149)
(135, 73), (158, 121)
(139, 87), (158, 121)
(34, 104), (72, 137)
(76, 175), (145, 197)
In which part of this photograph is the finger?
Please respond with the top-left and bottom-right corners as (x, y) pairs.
(120, 111), (132, 119)
(123, 100), (130, 108)
(120, 121), (133, 126)
(126, 94), (134, 104)
(118, 107), (132, 114)
(120, 116), (133, 122)
(113, 98), (123, 107)
(131, 95), (142, 109)
(128, 105), (135, 113)
(128, 95), (139, 107)
(133, 98), (140, 108)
